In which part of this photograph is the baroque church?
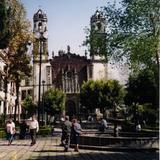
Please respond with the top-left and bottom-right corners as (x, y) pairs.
(21, 9), (108, 118)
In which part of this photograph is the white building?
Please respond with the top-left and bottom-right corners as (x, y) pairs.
(0, 49), (16, 117)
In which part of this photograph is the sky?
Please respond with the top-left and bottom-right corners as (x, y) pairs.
(21, 0), (121, 57)
(21, 0), (128, 83)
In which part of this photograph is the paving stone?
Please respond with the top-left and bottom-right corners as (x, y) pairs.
(0, 137), (158, 160)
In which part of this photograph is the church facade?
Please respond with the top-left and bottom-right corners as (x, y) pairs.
(20, 9), (108, 117)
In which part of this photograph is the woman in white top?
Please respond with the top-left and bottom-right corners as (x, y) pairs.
(6, 119), (15, 145)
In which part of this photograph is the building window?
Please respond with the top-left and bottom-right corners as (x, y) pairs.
(46, 66), (51, 85)
(10, 82), (15, 95)
(28, 89), (33, 97)
(0, 77), (3, 91)
(21, 90), (26, 100)
(62, 69), (79, 93)
(25, 78), (30, 86)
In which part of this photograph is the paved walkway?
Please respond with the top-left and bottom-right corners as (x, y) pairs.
(0, 137), (158, 160)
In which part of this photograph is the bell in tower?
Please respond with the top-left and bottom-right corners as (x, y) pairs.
(33, 9), (48, 61)
(90, 10), (107, 57)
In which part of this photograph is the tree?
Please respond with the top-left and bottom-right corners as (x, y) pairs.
(9, 43), (32, 122)
(0, 0), (10, 49)
(103, 0), (159, 111)
(22, 96), (37, 118)
(80, 80), (104, 112)
(3, 0), (33, 122)
(124, 68), (158, 125)
(84, 27), (108, 59)
(43, 88), (66, 116)
(104, 0), (159, 70)
(80, 80), (125, 113)
(125, 68), (158, 108)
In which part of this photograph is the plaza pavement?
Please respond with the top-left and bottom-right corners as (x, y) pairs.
(0, 137), (159, 160)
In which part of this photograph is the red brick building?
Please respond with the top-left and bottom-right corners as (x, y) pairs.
(50, 47), (93, 117)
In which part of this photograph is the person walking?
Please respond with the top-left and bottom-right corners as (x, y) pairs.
(71, 118), (82, 152)
(61, 116), (72, 152)
(60, 117), (65, 145)
(6, 118), (15, 145)
(19, 120), (27, 139)
(28, 115), (39, 146)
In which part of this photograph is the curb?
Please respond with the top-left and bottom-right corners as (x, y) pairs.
(77, 145), (159, 152)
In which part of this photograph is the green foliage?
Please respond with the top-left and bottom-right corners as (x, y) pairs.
(125, 68), (158, 108)
(106, 80), (126, 106)
(88, 29), (107, 59)
(7, 0), (32, 81)
(0, 130), (6, 138)
(7, 0), (33, 53)
(9, 42), (32, 81)
(143, 103), (158, 126)
(104, 0), (160, 69)
(38, 126), (52, 136)
(43, 88), (66, 116)
(80, 80), (125, 112)
(0, 0), (10, 49)
(22, 96), (37, 117)
(121, 120), (134, 132)
(0, 115), (5, 127)
(127, 103), (158, 126)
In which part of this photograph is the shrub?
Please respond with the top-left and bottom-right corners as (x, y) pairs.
(121, 120), (134, 132)
(38, 126), (52, 136)
(0, 130), (6, 138)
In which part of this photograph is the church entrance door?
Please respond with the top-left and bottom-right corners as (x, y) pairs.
(65, 100), (76, 119)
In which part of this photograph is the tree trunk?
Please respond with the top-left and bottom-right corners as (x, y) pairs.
(3, 77), (8, 124)
(3, 65), (9, 124)
(14, 78), (20, 122)
(155, 43), (160, 108)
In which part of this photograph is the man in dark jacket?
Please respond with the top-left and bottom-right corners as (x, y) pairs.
(61, 116), (72, 151)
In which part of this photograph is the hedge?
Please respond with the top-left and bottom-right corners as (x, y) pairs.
(0, 131), (6, 138)
(38, 127), (52, 136)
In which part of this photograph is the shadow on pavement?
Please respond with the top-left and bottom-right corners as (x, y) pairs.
(30, 150), (159, 160)
(33, 149), (64, 153)
(0, 143), (30, 146)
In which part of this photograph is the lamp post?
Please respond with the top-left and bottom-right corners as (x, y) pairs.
(113, 102), (118, 137)
(42, 80), (45, 124)
(37, 22), (44, 123)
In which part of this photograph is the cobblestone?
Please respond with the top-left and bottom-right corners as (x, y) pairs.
(0, 137), (158, 160)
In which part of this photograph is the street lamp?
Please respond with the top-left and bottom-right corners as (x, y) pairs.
(42, 80), (45, 124)
(37, 22), (45, 123)
(113, 102), (118, 137)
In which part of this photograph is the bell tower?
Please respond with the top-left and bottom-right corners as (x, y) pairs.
(33, 9), (48, 61)
(32, 9), (51, 103)
(90, 10), (106, 58)
(90, 10), (108, 81)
